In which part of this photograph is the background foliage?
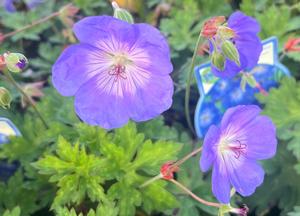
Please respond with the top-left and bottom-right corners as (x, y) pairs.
(0, 0), (300, 215)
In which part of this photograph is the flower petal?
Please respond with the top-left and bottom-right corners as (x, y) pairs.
(239, 115), (277, 160)
(52, 44), (110, 96)
(235, 33), (262, 69)
(228, 11), (260, 35)
(212, 161), (231, 204)
(220, 105), (261, 135)
(126, 73), (174, 121)
(229, 159), (264, 196)
(74, 75), (130, 130)
(200, 125), (220, 172)
(73, 16), (137, 50)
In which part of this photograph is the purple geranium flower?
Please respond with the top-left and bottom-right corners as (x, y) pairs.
(210, 11), (262, 78)
(200, 105), (277, 203)
(3, 0), (43, 13)
(52, 16), (173, 129)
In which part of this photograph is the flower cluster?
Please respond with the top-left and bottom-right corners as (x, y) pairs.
(50, 4), (278, 214)
(202, 12), (262, 78)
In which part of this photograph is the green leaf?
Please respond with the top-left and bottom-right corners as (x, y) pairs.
(141, 181), (179, 214)
(133, 139), (182, 175)
(3, 206), (21, 216)
(33, 136), (107, 209)
(108, 181), (142, 216)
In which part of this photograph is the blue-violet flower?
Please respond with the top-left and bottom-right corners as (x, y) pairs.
(200, 105), (277, 203)
(52, 16), (173, 129)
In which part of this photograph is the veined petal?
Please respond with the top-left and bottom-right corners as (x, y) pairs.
(220, 105), (261, 136)
(235, 33), (262, 69)
(126, 73), (173, 121)
(212, 160), (231, 204)
(52, 44), (111, 96)
(237, 115), (277, 160)
(229, 159), (264, 196)
(74, 75), (130, 130)
(228, 11), (260, 35)
(73, 16), (137, 50)
(200, 125), (220, 172)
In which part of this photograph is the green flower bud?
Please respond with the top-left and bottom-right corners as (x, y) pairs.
(240, 75), (247, 91)
(0, 87), (12, 109)
(4, 52), (28, 73)
(211, 51), (225, 71)
(112, 1), (134, 24)
(217, 26), (235, 39)
(241, 73), (257, 89)
(221, 40), (240, 66)
(245, 74), (257, 88)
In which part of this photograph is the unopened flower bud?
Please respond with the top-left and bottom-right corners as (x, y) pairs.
(0, 87), (12, 109)
(219, 204), (249, 216)
(112, 1), (134, 24)
(211, 51), (225, 71)
(201, 16), (226, 38)
(160, 162), (179, 180)
(217, 26), (235, 39)
(4, 52), (28, 73)
(284, 38), (300, 52)
(241, 73), (257, 88)
(221, 40), (240, 66)
(59, 4), (79, 27)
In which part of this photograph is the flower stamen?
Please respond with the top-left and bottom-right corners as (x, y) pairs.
(229, 140), (247, 159)
(108, 64), (127, 81)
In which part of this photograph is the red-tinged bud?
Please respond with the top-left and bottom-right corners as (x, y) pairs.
(230, 205), (249, 216)
(219, 204), (249, 216)
(21, 81), (45, 108)
(160, 162), (179, 180)
(59, 4), (79, 27)
(201, 16), (226, 38)
(209, 16), (226, 25)
(284, 38), (300, 52)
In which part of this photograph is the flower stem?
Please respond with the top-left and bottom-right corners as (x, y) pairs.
(139, 147), (202, 188)
(2, 70), (49, 129)
(172, 146), (202, 168)
(170, 179), (221, 208)
(255, 82), (268, 96)
(139, 173), (163, 188)
(185, 34), (203, 135)
(1, 4), (72, 41)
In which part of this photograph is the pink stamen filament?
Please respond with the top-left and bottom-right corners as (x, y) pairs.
(108, 64), (127, 81)
(228, 140), (247, 159)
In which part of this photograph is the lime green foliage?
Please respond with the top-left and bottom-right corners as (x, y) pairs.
(3, 206), (21, 216)
(33, 122), (181, 215)
(56, 202), (118, 216)
(240, 0), (300, 47)
(0, 87), (182, 215)
(246, 78), (300, 215)
(160, 0), (199, 52)
(0, 172), (40, 215)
